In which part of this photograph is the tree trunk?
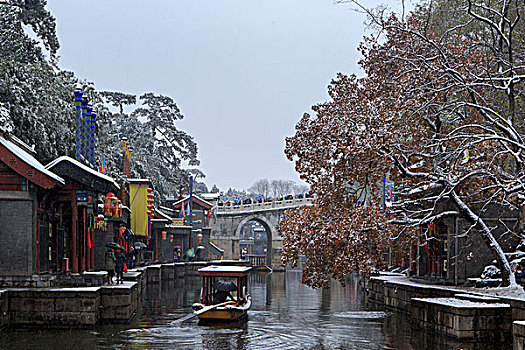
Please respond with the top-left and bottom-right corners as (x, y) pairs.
(451, 191), (516, 287)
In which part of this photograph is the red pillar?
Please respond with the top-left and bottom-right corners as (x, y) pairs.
(80, 207), (88, 272)
(71, 193), (78, 273)
(91, 228), (95, 270)
(155, 230), (159, 261)
(36, 220), (40, 273)
(79, 207), (86, 272)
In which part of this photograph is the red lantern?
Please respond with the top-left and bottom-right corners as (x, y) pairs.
(103, 192), (116, 216)
(147, 188), (153, 193)
(162, 231), (167, 240)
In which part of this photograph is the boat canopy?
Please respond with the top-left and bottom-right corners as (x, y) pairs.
(198, 265), (251, 277)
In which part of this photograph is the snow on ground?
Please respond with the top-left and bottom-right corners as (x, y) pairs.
(465, 284), (525, 300)
(412, 297), (510, 308)
(373, 273), (525, 300)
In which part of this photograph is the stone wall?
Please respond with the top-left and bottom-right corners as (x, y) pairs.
(366, 275), (459, 313)
(514, 321), (525, 350)
(0, 260), (243, 329)
(366, 274), (525, 345)
(9, 288), (100, 328)
(452, 216), (520, 284)
(0, 290), (7, 329)
(99, 283), (138, 322)
(0, 196), (34, 276)
(3, 270), (145, 328)
(94, 229), (115, 271)
(411, 297), (511, 340)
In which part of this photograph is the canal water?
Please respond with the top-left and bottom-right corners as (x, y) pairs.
(0, 271), (508, 349)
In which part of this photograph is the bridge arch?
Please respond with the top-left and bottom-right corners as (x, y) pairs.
(235, 214), (276, 266)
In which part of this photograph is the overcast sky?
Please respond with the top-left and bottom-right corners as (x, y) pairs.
(47, 0), (406, 192)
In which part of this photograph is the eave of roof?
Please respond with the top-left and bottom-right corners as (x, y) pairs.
(0, 136), (64, 188)
(45, 156), (120, 190)
(172, 194), (213, 209)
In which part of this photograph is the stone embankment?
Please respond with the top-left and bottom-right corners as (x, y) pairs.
(364, 273), (525, 347)
(0, 261), (244, 329)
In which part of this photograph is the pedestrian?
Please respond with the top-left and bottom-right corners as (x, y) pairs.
(115, 249), (126, 284)
(128, 247), (135, 269)
(515, 260), (525, 279)
(104, 248), (116, 284)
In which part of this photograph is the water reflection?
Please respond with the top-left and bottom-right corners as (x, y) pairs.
(0, 270), (510, 349)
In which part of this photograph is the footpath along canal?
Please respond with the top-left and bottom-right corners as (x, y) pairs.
(0, 271), (509, 349)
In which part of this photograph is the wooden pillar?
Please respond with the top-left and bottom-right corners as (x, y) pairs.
(71, 193), (78, 273)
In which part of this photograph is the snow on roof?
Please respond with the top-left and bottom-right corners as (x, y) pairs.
(198, 265), (251, 275)
(201, 192), (220, 200)
(0, 136), (64, 185)
(172, 194), (213, 208)
(159, 205), (175, 213)
(128, 178), (151, 183)
(155, 208), (173, 221)
(164, 224), (192, 229)
(209, 241), (224, 253)
(151, 218), (169, 223)
(45, 156), (119, 190)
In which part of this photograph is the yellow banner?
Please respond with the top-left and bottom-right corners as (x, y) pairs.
(130, 183), (148, 236)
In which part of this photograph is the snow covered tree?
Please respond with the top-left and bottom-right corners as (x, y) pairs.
(221, 188), (249, 202)
(248, 179), (271, 198)
(193, 181), (208, 194)
(293, 183), (310, 195)
(281, 0), (525, 287)
(270, 179), (295, 198)
(101, 91), (201, 202)
(0, 2), (77, 162)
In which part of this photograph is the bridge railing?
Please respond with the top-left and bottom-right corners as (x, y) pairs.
(217, 196), (313, 213)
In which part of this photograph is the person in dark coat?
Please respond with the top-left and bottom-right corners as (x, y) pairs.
(213, 290), (233, 304)
(515, 260), (525, 279)
(104, 248), (116, 284)
(128, 247), (135, 269)
(115, 249), (126, 284)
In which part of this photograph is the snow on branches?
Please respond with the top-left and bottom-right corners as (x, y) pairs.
(281, 0), (525, 287)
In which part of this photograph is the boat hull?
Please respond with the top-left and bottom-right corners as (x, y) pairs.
(197, 308), (247, 322)
(195, 298), (251, 323)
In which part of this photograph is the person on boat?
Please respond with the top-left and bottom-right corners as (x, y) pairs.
(213, 290), (233, 304)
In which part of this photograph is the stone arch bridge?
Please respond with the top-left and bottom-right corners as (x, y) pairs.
(211, 197), (313, 270)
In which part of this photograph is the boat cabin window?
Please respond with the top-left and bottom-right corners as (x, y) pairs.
(201, 275), (248, 306)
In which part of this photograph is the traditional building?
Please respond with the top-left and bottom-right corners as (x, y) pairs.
(0, 136), (64, 277)
(45, 156), (121, 274)
(172, 195), (223, 261)
(150, 208), (191, 262)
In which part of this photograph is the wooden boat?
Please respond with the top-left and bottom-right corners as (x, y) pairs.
(191, 265), (252, 322)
